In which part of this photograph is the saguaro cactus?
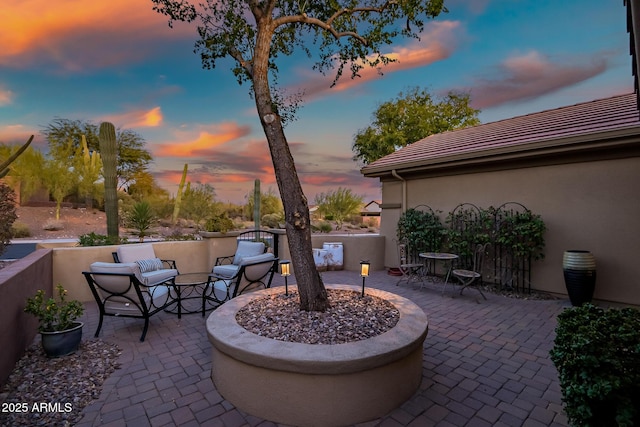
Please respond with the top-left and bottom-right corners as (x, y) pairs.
(254, 179), (261, 232)
(98, 122), (119, 241)
(0, 135), (34, 178)
(172, 163), (188, 224)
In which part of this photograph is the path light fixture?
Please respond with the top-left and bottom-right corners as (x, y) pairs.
(280, 260), (291, 296)
(360, 260), (370, 297)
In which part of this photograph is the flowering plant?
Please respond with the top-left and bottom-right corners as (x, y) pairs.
(24, 284), (84, 332)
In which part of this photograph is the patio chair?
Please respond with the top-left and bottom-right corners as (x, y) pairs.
(211, 240), (266, 279)
(396, 241), (424, 287)
(451, 243), (489, 301)
(83, 261), (178, 341)
(202, 253), (278, 316)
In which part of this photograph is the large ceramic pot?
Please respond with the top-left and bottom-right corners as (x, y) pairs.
(206, 284), (428, 427)
(40, 322), (83, 358)
(563, 250), (596, 306)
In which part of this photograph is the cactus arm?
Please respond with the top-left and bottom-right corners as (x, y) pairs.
(0, 135), (34, 178)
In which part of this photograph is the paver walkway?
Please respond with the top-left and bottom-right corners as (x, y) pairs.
(74, 270), (570, 427)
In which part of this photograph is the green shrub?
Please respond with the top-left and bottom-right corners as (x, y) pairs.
(10, 221), (31, 238)
(262, 213), (283, 228)
(550, 304), (640, 427)
(311, 221), (332, 233)
(397, 208), (445, 252)
(78, 232), (123, 246)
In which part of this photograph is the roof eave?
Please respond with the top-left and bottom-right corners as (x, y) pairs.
(361, 126), (640, 178)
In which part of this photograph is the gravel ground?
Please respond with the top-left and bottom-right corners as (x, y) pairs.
(0, 340), (121, 427)
(236, 289), (400, 344)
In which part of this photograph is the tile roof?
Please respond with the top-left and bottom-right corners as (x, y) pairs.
(361, 93), (640, 177)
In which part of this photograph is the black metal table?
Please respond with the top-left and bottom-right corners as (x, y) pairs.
(167, 272), (211, 317)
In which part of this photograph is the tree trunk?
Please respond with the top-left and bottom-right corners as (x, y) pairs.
(251, 21), (329, 311)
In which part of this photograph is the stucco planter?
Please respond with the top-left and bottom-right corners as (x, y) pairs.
(206, 284), (429, 427)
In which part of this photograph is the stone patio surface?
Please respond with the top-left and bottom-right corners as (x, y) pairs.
(73, 270), (570, 427)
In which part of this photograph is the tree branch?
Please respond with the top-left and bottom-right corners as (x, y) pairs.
(273, 1), (398, 45)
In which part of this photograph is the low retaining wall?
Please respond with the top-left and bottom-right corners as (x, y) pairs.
(0, 249), (52, 387)
(207, 284), (428, 426)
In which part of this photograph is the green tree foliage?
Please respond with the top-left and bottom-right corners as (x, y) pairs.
(126, 171), (172, 219)
(181, 183), (220, 227)
(41, 142), (78, 220)
(0, 183), (18, 257)
(0, 135), (33, 178)
(151, 0), (447, 311)
(314, 187), (364, 230)
(42, 118), (152, 189)
(353, 88), (480, 164)
(0, 143), (44, 204)
(245, 188), (284, 222)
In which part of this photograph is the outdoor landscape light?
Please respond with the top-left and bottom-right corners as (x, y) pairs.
(280, 260), (291, 296)
(360, 260), (370, 297)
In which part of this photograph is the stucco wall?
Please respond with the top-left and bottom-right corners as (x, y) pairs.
(379, 157), (640, 305)
(0, 250), (52, 387)
(49, 234), (386, 303)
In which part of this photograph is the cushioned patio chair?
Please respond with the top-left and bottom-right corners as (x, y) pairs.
(112, 243), (179, 286)
(211, 240), (266, 279)
(202, 253), (278, 316)
(83, 261), (178, 341)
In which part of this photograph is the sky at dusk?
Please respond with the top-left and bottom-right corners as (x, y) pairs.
(0, 0), (634, 204)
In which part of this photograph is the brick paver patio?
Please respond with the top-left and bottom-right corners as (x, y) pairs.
(73, 270), (570, 427)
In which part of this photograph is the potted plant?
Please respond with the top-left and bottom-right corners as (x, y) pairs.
(24, 284), (85, 358)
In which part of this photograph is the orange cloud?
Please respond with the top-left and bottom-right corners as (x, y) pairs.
(154, 122), (252, 158)
(0, 0), (194, 71)
(103, 107), (164, 129)
(289, 20), (460, 100)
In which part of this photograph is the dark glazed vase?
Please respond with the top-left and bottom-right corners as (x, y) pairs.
(562, 250), (596, 306)
(40, 322), (83, 358)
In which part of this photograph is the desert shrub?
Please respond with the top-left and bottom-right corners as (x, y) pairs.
(205, 214), (234, 233)
(0, 183), (17, 256)
(43, 219), (65, 231)
(312, 221), (332, 233)
(11, 221), (31, 238)
(262, 213), (283, 228)
(125, 200), (156, 242)
(550, 304), (640, 427)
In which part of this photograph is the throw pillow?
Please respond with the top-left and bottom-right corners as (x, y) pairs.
(136, 258), (164, 273)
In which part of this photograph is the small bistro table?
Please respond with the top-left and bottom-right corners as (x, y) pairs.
(419, 252), (459, 293)
(167, 272), (211, 317)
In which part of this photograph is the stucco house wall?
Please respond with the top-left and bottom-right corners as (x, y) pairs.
(364, 94), (640, 306)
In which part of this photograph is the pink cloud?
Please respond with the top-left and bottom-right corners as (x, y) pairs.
(462, 51), (609, 109)
(0, 86), (13, 106)
(288, 21), (461, 101)
(0, 0), (194, 72)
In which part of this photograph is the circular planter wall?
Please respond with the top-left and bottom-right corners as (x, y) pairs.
(206, 284), (429, 427)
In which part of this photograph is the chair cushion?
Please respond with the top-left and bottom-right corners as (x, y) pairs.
(117, 244), (156, 263)
(232, 241), (265, 265)
(140, 268), (178, 286)
(136, 258), (163, 273)
(212, 264), (240, 278)
(239, 252), (275, 266)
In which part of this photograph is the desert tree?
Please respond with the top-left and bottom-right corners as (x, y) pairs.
(42, 118), (152, 190)
(151, 0), (447, 311)
(353, 87), (480, 164)
(315, 187), (364, 230)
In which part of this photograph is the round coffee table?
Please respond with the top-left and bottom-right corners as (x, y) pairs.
(166, 272), (211, 317)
